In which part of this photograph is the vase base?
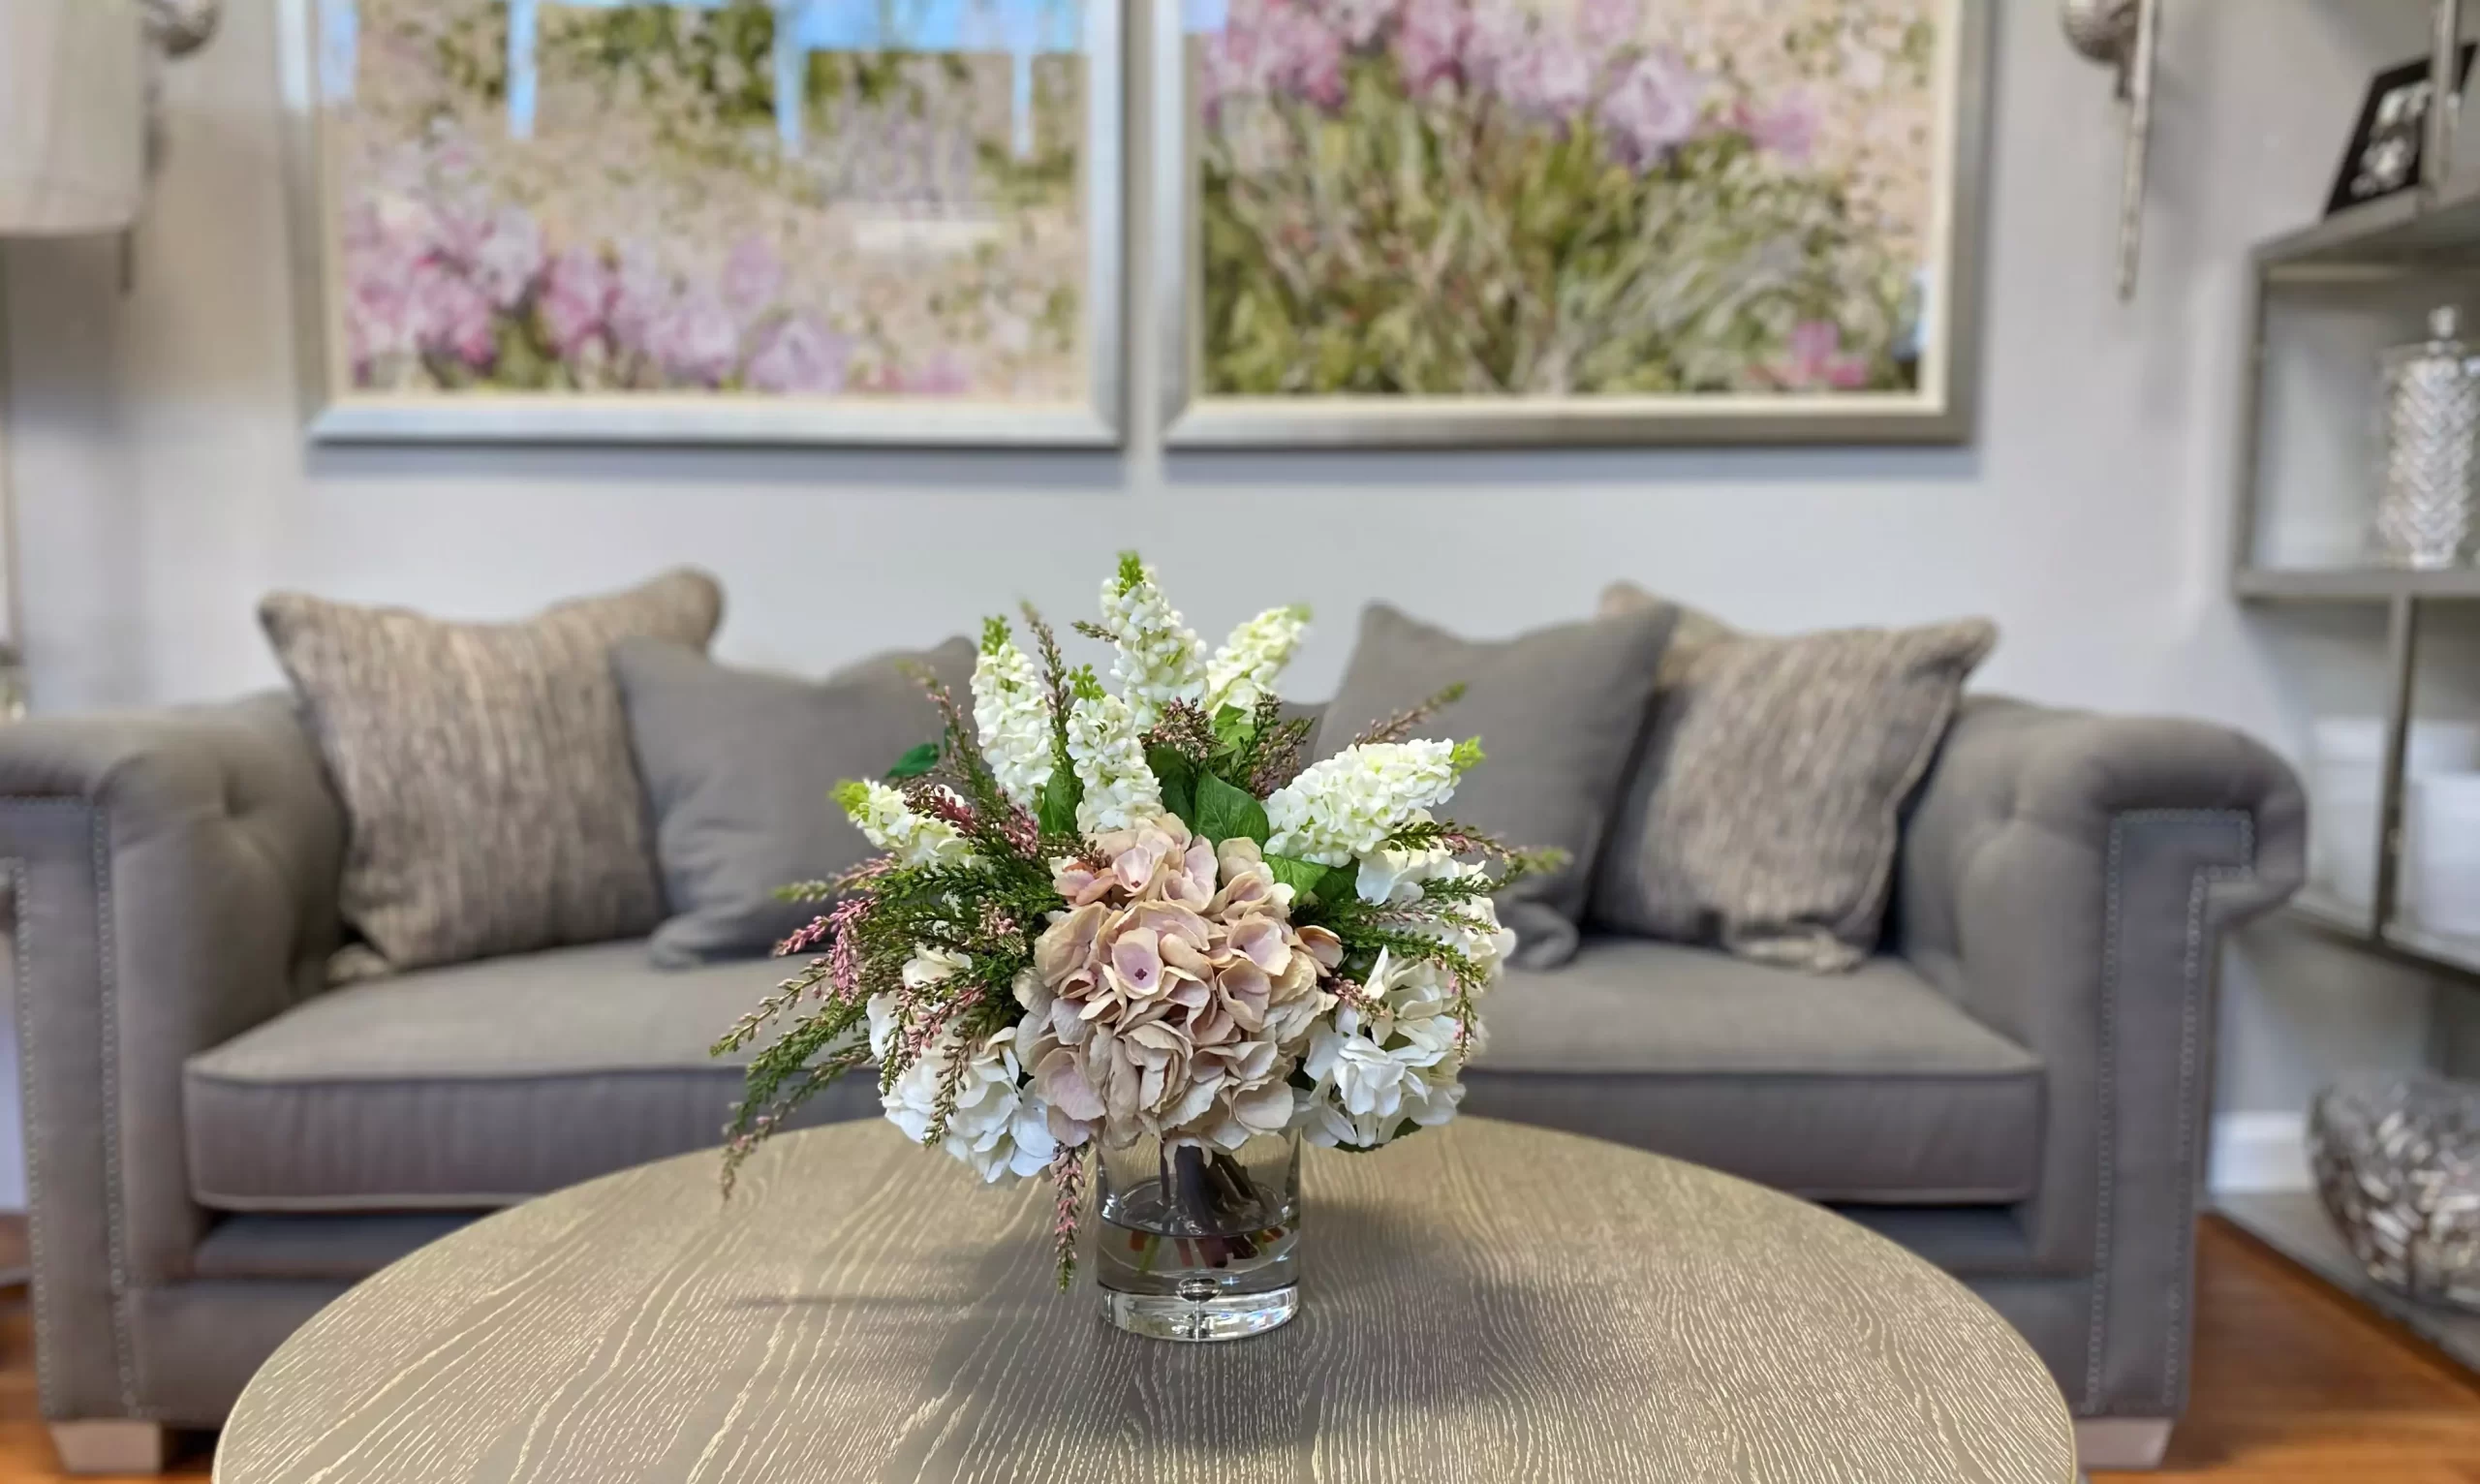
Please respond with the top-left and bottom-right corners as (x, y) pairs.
(1100, 1283), (1298, 1343)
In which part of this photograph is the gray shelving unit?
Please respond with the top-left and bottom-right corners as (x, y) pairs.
(2220, 0), (2480, 1359)
(2217, 1190), (2480, 1370)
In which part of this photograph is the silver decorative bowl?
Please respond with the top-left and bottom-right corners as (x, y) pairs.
(2309, 1074), (2480, 1312)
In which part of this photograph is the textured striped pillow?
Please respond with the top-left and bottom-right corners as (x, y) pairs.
(1592, 582), (1996, 972)
(261, 570), (724, 977)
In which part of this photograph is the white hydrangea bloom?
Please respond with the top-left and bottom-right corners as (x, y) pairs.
(1066, 687), (1165, 833)
(836, 780), (976, 868)
(1204, 604), (1311, 714)
(1100, 557), (1205, 730)
(883, 1026), (1057, 1183)
(970, 627), (1053, 810)
(1263, 741), (1468, 866)
(1352, 841), (1457, 906)
(1295, 952), (1469, 1150)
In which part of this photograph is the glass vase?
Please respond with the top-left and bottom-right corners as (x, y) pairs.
(1092, 1128), (1301, 1342)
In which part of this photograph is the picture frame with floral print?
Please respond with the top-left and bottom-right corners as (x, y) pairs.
(278, 0), (1122, 447)
(1154, 0), (1991, 448)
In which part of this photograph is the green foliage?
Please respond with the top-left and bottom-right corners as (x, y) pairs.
(1193, 771), (1270, 848)
(1265, 853), (1358, 911)
(1198, 54), (1920, 398)
(885, 742), (941, 781)
(1147, 746), (1198, 830)
(1037, 768), (1081, 839)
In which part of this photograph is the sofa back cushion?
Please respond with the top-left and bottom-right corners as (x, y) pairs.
(259, 569), (724, 977)
(1591, 582), (1995, 972)
(615, 635), (976, 967)
(1313, 602), (1676, 969)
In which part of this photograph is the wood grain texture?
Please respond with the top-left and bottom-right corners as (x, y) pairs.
(210, 1119), (2073, 1484)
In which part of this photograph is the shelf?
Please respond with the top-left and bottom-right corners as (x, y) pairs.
(2216, 1190), (2480, 1376)
(2237, 567), (2480, 602)
(2282, 884), (2480, 980)
(2255, 171), (2480, 274)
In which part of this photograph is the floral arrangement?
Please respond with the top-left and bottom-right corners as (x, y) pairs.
(1196, 0), (1938, 397)
(717, 555), (1550, 1284)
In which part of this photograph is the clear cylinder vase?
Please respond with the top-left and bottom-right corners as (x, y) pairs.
(1092, 1128), (1301, 1342)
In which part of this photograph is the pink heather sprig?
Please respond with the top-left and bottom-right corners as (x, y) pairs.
(903, 779), (980, 835)
(1049, 1143), (1089, 1290)
(822, 893), (875, 998)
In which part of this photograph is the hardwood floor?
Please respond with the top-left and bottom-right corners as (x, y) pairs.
(0, 1218), (2464, 1480)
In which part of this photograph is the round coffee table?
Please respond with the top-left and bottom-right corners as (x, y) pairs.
(214, 1118), (2075, 1482)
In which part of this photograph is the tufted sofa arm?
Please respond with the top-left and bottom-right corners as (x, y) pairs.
(0, 695), (342, 1424)
(1893, 695), (2304, 1421)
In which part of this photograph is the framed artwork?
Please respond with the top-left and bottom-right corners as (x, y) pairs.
(277, 0), (1121, 446)
(2325, 45), (2476, 217)
(1155, 0), (1992, 448)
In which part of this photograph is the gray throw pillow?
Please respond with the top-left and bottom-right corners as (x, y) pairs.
(1591, 581), (1997, 972)
(616, 636), (977, 968)
(260, 570), (724, 977)
(1314, 603), (1678, 970)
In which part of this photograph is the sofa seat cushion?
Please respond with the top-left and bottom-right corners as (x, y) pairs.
(1464, 938), (2043, 1203)
(184, 941), (876, 1211)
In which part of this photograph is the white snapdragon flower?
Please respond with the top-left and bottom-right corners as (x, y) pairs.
(1204, 604), (1311, 714)
(1066, 681), (1165, 833)
(1100, 554), (1205, 730)
(834, 780), (976, 867)
(1263, 740), (1474, 866)
(883, 1026), (1057, 1183)
(970, 621), (1054, 810)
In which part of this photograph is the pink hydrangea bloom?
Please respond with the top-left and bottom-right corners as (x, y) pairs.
(648, 287), (741, 386)
(1496, 35), (1595, 121)
(605, 245), (672, 361)
(1328, 0), (1398, 47)
(1775, 320), (1871, 390)
(1206, 0), (1348, 110)
(406, 263), (496, 370)
(744, 314), (851, 394)
(539, 248), (611, 360)
(1392, 0), (1467, 91)
(1740, 90), (1820, 163)
(467, 206), (543, 311)
(1597, 47), (1707, 165)
(720, 235), (785, 323)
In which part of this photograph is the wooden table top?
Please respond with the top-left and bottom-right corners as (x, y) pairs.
(213, 1118), (2076, 1484)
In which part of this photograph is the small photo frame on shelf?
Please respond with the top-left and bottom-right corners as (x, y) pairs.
(2327, 44), (2477, 217)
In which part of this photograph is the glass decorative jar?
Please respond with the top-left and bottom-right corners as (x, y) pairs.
(2372, 305), (2480, 570)
(1093, 1129), (1300, 1342)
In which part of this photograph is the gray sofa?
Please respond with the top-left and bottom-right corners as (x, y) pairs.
(0, 690), (2302, 1472)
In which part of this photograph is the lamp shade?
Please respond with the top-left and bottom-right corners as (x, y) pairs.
(0, 0), (144, 235)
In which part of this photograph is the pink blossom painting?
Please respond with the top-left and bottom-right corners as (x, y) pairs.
(1167, 0), (1987, 446)
(293, 0), (1119, 444)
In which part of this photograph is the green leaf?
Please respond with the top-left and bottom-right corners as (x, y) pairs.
(1264, 853), (1329, 903)
(1038, 768), (1081, 839)
(884, 742), (941, 781)
(1315, 861), (1361, 906)
(1194, 771), (1270, 847)
(1147, 747), (1198, 831)
(1212, 704), (1255, 755)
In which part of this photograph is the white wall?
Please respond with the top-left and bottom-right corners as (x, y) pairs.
(0, 2), (2461, 1206)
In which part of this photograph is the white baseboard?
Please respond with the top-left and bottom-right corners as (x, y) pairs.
(2208, 1111), (2310, 1193)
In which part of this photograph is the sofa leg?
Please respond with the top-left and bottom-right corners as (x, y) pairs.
(2074, 1416), (2173, 1471)
(49, 1421), (168, 1475)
